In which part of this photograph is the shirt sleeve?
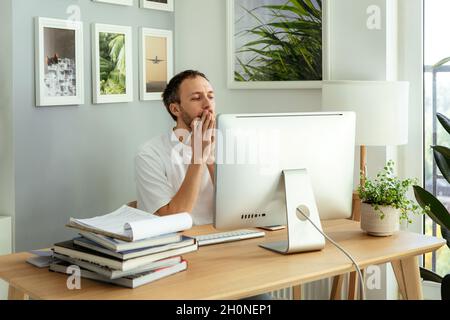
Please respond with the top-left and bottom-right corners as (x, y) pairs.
(135, 151), (174, 215)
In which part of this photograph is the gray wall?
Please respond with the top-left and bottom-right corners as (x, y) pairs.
(0, 0), (15, 249)
(11, 0), (174, 251)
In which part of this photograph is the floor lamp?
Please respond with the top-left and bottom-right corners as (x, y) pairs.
(322, 80), (409, 299)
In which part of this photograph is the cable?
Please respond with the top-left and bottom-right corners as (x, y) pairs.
(296, 207), (366, 300)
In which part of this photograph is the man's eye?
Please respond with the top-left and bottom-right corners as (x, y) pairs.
(209, 96), (215, 100)
(192, 97), (200, 101)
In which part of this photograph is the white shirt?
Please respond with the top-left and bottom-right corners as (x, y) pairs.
(135, 131), (214, 225)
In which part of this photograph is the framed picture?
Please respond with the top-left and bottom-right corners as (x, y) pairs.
(92, 24), (133, 104)
(35, 17), (84, 106)
(140, 0), (174, 12)
(227, 0), (330, 89)
(92, 0), (134, 6)
(139, 28), (173, 101)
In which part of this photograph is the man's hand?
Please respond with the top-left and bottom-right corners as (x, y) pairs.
(191, 111), (216, 165)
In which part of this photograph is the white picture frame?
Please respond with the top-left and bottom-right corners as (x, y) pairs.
(35, 17), (84, 106)
(139, 28), (173, 101)
(227, 0), (331, 90)
(140, 0), (174, 12)
(92, 0), (134, 6)
(92, 23), (133, 104)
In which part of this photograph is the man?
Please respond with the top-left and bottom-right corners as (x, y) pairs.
(135, 70), (216, 224)
(135, 70), (271, 301)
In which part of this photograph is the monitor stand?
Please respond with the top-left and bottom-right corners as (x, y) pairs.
(259, 169), (326, 254)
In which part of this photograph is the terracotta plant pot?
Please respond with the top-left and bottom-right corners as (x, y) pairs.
(360, 203), (400, 236)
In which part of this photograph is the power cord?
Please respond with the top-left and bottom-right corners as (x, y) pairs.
(296, 207), (366, 300)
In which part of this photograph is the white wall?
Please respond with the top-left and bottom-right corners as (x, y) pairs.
(330, 0), (389, 80)
(0, 0), (14, 251)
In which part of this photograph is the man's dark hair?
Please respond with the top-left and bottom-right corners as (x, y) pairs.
(162, 70), (209, 121)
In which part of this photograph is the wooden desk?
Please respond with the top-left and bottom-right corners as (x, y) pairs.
(0, 220), (445, 300)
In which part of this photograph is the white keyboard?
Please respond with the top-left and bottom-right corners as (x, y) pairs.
(194, 229), (265, 246)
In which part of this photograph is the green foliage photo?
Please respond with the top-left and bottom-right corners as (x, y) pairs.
(235, 0), (322, 82)
(99, 32), (126, 95)
(358, 160), (426, 223)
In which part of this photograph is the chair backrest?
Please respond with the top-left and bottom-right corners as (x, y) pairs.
(127, 200), (137, 209)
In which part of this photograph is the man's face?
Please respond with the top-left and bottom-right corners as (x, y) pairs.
(175, 76), (215, 128)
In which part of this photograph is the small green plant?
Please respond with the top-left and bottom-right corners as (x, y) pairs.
(357, 160), (426, 223)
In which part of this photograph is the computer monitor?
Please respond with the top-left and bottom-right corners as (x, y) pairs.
(214, 112), (356, 254)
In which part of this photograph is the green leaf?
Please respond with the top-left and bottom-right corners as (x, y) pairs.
(419, 267), (443, 283)
(441, 227), (449, 248)
(437, 113), (450, 135)
(262, 5), (309, 18)
(432, 146), (450, 184)
(413, 186), (450, 230)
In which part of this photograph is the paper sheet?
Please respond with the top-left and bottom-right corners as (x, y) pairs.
(124, 213), (193, 241)
(70, 205), (193, 241)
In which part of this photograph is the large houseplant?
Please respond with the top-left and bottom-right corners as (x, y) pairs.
(357, 160), (425, 236)
(413, 112), (450, 300)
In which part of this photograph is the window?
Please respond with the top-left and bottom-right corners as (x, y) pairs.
(424, 0), (450, 277)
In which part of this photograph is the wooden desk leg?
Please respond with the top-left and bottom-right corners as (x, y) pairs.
(391, 257), (423, 300)
(330, 275), (344, 300)
(347, 272), (358, 300)
(391, 261), (407, 299)
(292, 285), (302, 300)
(8, 286), (28, 300)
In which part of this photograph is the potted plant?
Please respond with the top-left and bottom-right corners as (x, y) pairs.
(357, 160), (425, 236)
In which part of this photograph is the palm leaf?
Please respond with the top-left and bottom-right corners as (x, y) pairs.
(108, 34), (125, 64)
(263, 5), (310, 18)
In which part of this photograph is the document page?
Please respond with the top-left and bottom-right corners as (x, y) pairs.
(70, 205), (193, 241)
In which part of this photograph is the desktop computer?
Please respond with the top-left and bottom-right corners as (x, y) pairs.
(214, 112), (356, 254)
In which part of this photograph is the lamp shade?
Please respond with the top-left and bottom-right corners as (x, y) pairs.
(322, 81), (409, 146)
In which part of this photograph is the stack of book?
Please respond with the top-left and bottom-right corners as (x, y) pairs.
(49, 205), (197, 288)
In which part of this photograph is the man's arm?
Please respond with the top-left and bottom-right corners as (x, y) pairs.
(156, 164), (204, 216)
(157, 111), (215, 216)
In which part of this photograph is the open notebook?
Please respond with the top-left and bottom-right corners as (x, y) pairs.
(67, 205), (193, 242)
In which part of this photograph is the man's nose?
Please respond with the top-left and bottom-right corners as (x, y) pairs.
(202, 98), (212, 110)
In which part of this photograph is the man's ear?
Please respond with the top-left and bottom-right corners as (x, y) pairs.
(169, 103), (180, 119)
